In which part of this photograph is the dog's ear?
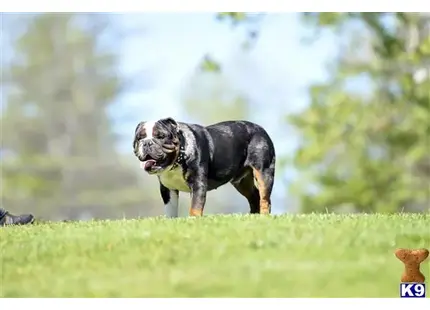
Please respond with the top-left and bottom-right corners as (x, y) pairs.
(160, 117), (178, 132)
(133, 122), (143, 149)
(135, 121), (145, 134)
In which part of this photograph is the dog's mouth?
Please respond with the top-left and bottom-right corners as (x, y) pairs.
(141, 159), (156, 171)
(139, 154), (158, 172)
(138, 153), (168, 174)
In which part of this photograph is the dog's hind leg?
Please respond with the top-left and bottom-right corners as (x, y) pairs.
(251, 165), (274, 214)
(231, 169), (260, 214)
(246, 134), (276, 215)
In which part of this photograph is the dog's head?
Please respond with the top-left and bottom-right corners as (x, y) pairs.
(133, 117), (180, 174)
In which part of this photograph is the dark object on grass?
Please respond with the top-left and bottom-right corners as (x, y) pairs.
(0, 208), (35, 226)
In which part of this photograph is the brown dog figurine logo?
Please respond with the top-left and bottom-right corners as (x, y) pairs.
(395, 248), (429, 283)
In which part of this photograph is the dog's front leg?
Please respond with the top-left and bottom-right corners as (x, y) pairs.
(188, 174), (207, 217)
(159, 181), (179, 218)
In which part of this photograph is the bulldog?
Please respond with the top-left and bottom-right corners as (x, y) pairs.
(133, 117), (276, 217)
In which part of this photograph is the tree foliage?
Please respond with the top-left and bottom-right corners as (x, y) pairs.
(181, 68), (250, 125)
(1, 14), (151, 218)
(214, 12), (430, 213)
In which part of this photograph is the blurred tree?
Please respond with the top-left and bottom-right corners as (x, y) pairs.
(181, 67), (250, 125)
(289, 13), (430, 213)
(1, 13), (155, 219)
(214, 12), (430, 213)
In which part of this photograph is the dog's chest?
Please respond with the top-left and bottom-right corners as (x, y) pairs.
(159, 167), (191, 192)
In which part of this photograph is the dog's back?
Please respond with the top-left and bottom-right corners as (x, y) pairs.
(179, 120), (275, 192)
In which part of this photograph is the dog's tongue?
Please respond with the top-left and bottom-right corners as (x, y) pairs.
(140, 160), (156, 170)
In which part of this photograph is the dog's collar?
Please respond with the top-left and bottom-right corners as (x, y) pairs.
(171, 130), (186, 170)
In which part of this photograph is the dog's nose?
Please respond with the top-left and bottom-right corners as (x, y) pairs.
(144, 140), (153, 147)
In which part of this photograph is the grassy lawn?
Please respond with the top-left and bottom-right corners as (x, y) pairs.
(1, 213), (429, 297)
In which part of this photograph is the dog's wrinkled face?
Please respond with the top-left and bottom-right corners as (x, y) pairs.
(133, 117), (180, 174)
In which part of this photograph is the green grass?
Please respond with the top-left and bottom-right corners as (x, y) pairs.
(1, 214), (429, 297)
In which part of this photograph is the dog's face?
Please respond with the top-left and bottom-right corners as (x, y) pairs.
(133, 117), (180, 174)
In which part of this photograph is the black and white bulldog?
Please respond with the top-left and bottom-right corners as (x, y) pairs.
(133, 117), (276, 217)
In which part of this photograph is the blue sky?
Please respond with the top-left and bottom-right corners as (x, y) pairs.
(110, 13), (337, 212)
(114, 13), (336, 146)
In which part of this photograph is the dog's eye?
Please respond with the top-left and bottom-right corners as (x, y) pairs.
(157, 133), (166, 139)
